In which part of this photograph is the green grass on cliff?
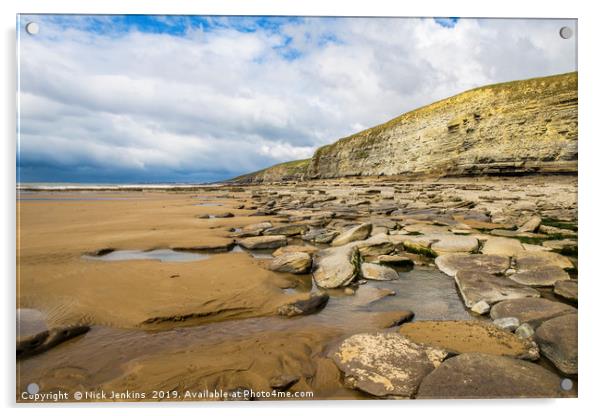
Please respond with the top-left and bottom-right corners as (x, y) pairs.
(231, 158), (310, 182)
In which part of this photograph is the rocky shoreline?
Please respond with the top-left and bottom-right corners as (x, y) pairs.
(17, 176), (577, 400)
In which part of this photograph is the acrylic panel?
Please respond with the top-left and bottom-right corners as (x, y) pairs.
(16, 15), (578, 402)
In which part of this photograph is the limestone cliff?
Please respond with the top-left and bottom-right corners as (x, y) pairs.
(234, 72), (577, 183)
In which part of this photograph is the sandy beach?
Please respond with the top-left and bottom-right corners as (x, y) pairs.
(16, 177), (578, 400)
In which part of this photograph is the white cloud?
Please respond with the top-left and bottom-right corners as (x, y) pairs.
(17, 16), (577, 182)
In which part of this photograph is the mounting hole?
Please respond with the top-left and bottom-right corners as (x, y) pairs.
(27, 382), (40, 394)
(560, 378), (573, 391)
(559, 26), (573, 40)
(25, 22), (39, 35)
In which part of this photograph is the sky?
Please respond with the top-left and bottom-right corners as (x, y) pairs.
(17, 15), (577, 183)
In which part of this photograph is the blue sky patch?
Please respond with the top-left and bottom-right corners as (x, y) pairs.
(434, 17), (459, 28)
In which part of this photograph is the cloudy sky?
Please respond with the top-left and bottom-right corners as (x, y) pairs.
(17, 15), (577, 183)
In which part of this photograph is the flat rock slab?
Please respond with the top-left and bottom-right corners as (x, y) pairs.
(481, 237), (525, 257)
(377, 254), (414, 267)
(268, 252), (312, 274)
(554, 280), (578, 302)
(455, 270), (540, 308)
(330, 332), (448, 397)
(313, 244), (360, 288)
(508, 266), (570, 287)
(430, 234), (479, 254)
(535, 313), (578, 375)
(331, 223), (372, 246)
(515, 252), (574, 270)
(236, 222), (272, 237)
(264, 224), (309, 236)
(399, 320), (539, 360)
(237, 235), (287, 250)
(416, 353), (567, 399)
(435, 253), (510, 277)
(361, 262), (399, 281)
(302, 228), (339, 244)
(490, 298), (577, 328)
(517, 216), (542, 233)
(352, 234), (395, 257)
(404, 224), (450, 234)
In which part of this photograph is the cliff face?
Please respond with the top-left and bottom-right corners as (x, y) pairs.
(232, 159), (310, 184)
(235, 72), (577, 183)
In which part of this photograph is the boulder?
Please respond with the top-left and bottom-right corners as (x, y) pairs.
(554, 280), (578, 302)
(361, 263), (399, 281)
(435, 253), (509, 277)
(268, 252), (312, 274)
(399, 320), (539, 360)
(454, 270), (540, 308)
(535, 314), (578, 375)
(276, 293), (329, 317)
(507, 266), (570, 287)
(416, 353), (567, 399)
(330, 332), (448, 397)
(515, 323), (535, 339)
(313, 245), (360, 288)
(471, 300), (490, 315)
(481, 237), (525, 257)
(490, 298), (576, 328)
(237, 235), (287, 250)
(492, 317), (520, 332)
(331, 223), (372, 246)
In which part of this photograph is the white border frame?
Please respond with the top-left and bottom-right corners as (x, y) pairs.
(2, 1), (600, 415)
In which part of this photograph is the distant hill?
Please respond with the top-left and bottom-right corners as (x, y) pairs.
(233, 72), (577, 183)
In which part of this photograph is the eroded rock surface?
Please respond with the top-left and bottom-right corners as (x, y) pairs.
(417, 353), (568, 399)
(454, 270), (540, 308)
(313, 245), (360, 289)
(269, 252), (312, 274)
(435, 253), (509, 277)
(399, 320), (539, 360)
(361, 263), (399, 281)
(535, 314), (578, 375)
(330, 332), (448, 397)
(490, 298), (576, 328)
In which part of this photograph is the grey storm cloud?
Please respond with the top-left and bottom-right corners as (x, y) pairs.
(17, 16), (577, 183)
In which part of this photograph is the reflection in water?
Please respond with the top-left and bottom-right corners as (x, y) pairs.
(230, 245), (274, 259)
(83, 249), (210, 262)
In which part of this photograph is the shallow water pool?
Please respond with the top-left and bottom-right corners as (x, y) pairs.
(83, 249), (210, 262)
